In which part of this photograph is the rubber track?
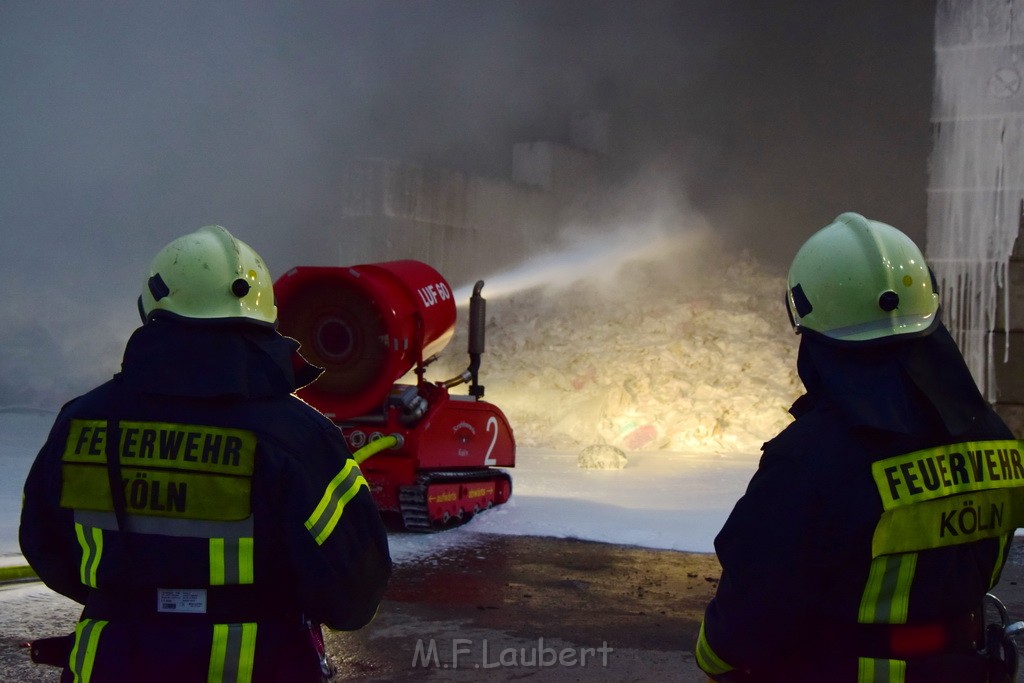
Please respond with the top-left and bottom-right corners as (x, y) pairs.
(399, 469), (512, 533)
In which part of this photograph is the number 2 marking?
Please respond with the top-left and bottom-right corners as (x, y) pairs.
(484, 416), (498, 466)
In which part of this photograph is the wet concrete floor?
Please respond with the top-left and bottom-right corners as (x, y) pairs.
(5, 534), (1024, 682)
(326, 534), (721, 682)
(0, 535), (719, 682)
(327, 533), (1024, 682)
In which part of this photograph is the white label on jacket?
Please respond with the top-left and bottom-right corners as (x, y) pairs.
(157, 588), (208, 614)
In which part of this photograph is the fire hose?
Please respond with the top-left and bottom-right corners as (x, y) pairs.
(351, 434), (402, 465)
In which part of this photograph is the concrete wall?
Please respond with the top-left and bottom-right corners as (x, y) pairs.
(335, 138), (604, 288)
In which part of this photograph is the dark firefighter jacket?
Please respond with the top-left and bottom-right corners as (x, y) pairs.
(696, 323), (1023, 683)
(19, 317), (393, 683)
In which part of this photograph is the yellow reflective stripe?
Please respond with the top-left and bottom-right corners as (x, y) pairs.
(208, 623), (257, 683)
(858, 657), (906, 683)
(694, 620), (732, 675)
(238, 623), (257, 682)
(210, 537), (255, 586)
(305, 459), (369, 545)
(210, 538), (226, 586)
(992, 533), (1010, 588)
(871, 440), (1024, 509)
(61, 463), (252, 520)
(857, 657), (870, 682)
(69, 618), (107, 683)
(871, 489), (1024, 557)
(238, 537), (254, 584)
(209, 624), (228, 682)
(859, 554), (917, 624)
(74, 523), (102, 588)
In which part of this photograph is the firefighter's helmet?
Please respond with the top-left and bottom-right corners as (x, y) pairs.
(138, 225), (277, 326)
(786, 212), (939, 343)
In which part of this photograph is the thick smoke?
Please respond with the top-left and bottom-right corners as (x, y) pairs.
(0, 1), (935, 409)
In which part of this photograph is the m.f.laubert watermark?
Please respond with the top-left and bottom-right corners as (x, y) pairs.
(412, 637), (613, 670)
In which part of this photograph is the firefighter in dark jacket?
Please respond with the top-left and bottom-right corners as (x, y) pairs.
(696, 213), (1024, 682)
(20, 225), (392, 682)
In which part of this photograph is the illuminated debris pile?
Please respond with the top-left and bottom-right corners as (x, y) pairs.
(442, 234), (802, 454)
(577, 444), (628, 470)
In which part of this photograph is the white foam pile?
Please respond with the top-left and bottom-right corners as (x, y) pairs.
(436, 228), (803, 454)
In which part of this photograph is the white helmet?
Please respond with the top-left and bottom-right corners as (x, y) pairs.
(786, 212), (939, 343)
(138, 225), (277, 326)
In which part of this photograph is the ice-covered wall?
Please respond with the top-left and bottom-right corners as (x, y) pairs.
(928, 0), (1024, 400)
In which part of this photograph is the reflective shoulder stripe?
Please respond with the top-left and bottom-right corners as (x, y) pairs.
(74, 523), (103, 588)
(695, 620), (733, 676)
(69, 618), (107, 683)
(858, 656), (906, 683)
(210, 537), (255, 586)
(858, 553), (917, 624)
(208, 622), (257, 683)
(305, 459), (369, 546)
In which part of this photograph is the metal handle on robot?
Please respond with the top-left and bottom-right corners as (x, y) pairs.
(982, 593), (1022, 681)
(986, 593), (1024, 639)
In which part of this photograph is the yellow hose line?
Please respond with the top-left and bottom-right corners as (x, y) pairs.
(0, 564), (37, 583)
(353, 434), (400, 465)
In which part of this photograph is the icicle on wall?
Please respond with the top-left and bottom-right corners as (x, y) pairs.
(928, 0), (1024, 401)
